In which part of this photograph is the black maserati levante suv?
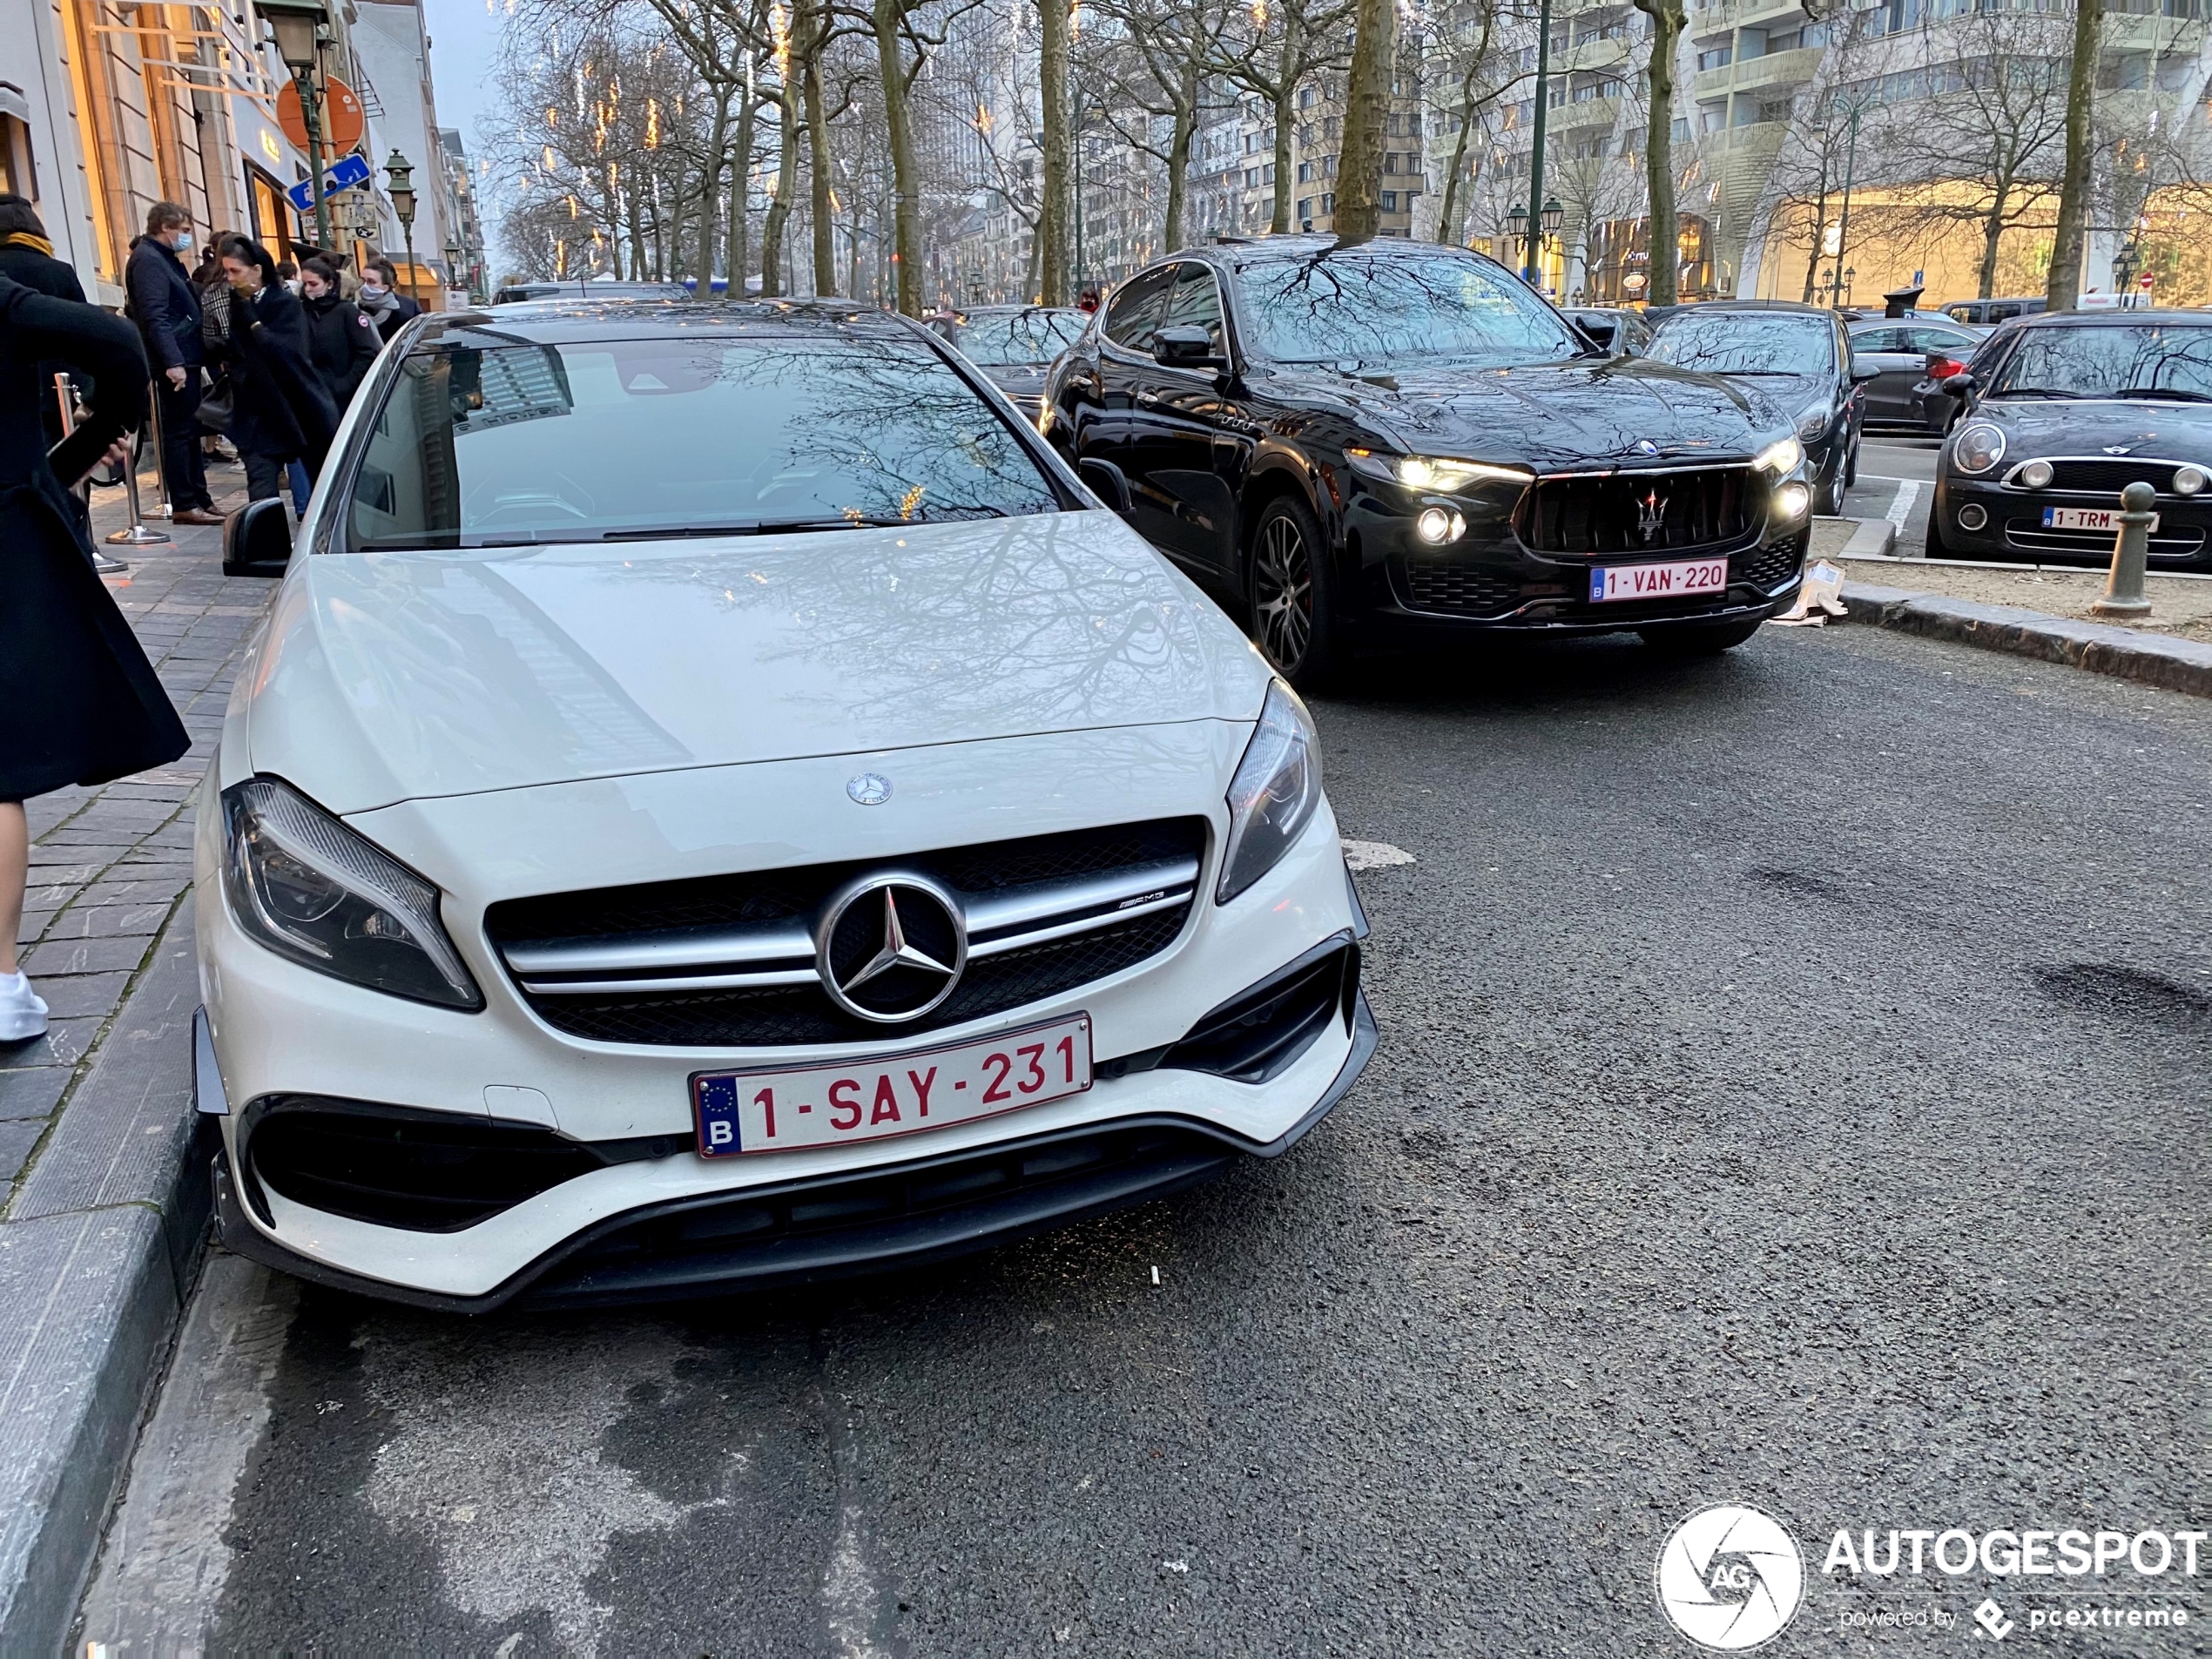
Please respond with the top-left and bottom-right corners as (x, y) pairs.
(1041, 237), (1816, 684)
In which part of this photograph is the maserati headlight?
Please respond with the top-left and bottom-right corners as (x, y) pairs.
(1755, 436), (1803, 475)
(1217, 680), (1323, 906)
(222, 777), (482, 1009)
(1795, 403), (1831, 441)
(1345, 448), (1534, 492)
(1952, 422), (2006, 475)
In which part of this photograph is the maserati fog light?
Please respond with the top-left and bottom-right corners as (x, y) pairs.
(1415, 505), (1467, 543)
(1958, 502), (1988, 531)
(1774, 482), (1811, 521)
(2019, 459), (2054, 489)
(2175, 465), (2206, 496)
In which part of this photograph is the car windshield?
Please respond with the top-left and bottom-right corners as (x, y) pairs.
(343, 332), (1062, 549)
(1234, 252), (1581, 367)
(954, 310), (1087, 366)
(1983, 324), (2212, 401)
(1645, 313), (1835, 375)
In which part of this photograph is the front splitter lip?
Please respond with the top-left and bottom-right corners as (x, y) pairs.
(215, 991), (1379, 1315)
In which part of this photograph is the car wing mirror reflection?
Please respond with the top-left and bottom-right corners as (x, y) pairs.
(222, 497), (294, 578)
(1152, 327), (1228, 371)
(1077, 455), (1135, 517)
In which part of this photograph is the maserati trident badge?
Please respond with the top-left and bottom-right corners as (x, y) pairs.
(1637, 488), (1668, 546)
(816, 873), (968, 1022)
(846, 772), (892, 806)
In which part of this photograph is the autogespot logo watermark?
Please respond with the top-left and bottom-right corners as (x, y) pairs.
(1656, 1505), (1807, 1651)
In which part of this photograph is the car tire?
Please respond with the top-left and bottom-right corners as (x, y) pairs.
(1844, 439), (1858, 489)
(1247, 495), (1340, 690)
(1925, 509), (1949, 558)
(1639, 617), (1766, 655)
(1821, 453), (1849, 516)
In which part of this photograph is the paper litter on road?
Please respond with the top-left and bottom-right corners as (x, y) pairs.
(1342, 839), (1416, 871)
(1771, 559), (1847, 627)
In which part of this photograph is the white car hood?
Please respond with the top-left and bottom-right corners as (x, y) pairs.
(246, 512), (1269, 814)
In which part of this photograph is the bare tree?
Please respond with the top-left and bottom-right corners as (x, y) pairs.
(2046, 0), (2103, 310)
(1218, 0), (1355, 234)
(1335, 0), (1394, 238)
(1038, 0), (1072, 301)
(1629, 0), (1683, 304)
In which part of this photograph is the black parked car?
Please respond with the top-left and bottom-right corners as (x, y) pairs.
(1928, 309), (2212, 569)
(1909, 318), (2023, 435)
(1642, 300), (1873, 516)
(927, 304), (1088, 421)
(1561, 307), (1652, 355)
(1040, 237), (1816, 684)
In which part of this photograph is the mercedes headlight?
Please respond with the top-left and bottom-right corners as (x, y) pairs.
(1795, 404), (1831, 441)
(222, 777), (482, 1009)
(1952, 422), (2006, 475)
(1755, 436), (1803, 475)
(1345, 448), (1534, 492)
(1217, 681), (1323, 906)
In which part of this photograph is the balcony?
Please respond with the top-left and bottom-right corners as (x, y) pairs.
(1727, 44), (1825, 90)
(1548, 93), (1625, 132)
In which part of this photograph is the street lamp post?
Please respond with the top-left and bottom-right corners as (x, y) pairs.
(385, 150), (416, 306)
(1827, 95), (1871, 310)
(1525, 0), (1553, 286)
(445, 239), (463, 301)
(255, 0), (333, 252)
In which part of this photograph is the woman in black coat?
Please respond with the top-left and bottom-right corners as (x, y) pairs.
(208, 234), (336, 506)
(298, 255), (381, 411)
(0, 274), (190, 1040)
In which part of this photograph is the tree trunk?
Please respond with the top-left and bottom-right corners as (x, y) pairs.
(1023, 211), (1041, 300)
(1978, 174), (2009, 300)
(692, 88), (730, 291)
(873, 0), (922, 315)
(802, 0), (838, 294)
(1038, 0), (1070, 305)
(1336, 0), (1394, 239)
(727, 88), (759, 294)
(1437, 84), (1476, 244)
(1271, 81), (1296, 233)
(1164, 71), (1197, 250)
(2045, 0), (2101, 311)
(760, 82), (799, 296)
(1798, 162), (1829, 304)
(1632, 0), (1684, 304)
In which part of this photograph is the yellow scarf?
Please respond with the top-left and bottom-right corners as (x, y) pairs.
(0, 232), (55, 256)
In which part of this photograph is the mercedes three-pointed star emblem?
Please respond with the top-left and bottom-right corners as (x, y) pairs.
(815, 873), (968, 1022)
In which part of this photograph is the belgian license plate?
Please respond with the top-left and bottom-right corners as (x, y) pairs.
(2043, 506), (2157, 533)
(691, 1013), (1092, 1157)
(1588, 556), (1730, 604)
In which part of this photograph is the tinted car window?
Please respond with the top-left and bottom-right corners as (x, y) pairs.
(1851, 327), (1906, 353)
(1646, 312), (1838, 375)
(1157, 263), (1227, 354)
(1984, 323), (2212, 400)
(345, 333), (1061, 549)
(1233, 253), (1581, 367)
(1104, 266), (1177, 352)
(1905, 326), (1977, 354)
(953, 309), (1087, 366)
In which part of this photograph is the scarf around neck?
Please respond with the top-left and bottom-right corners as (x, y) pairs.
(0, 232), (55, 256)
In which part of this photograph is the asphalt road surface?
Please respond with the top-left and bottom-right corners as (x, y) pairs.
(1843, 437), (1939, 553)
(80, 623), (2209, 1657)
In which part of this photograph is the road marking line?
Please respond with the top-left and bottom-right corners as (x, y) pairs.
(1886, 480), (1922, 530)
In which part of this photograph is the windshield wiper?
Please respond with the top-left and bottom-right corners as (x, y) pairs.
(2112, 387), (2212, 403)
(593, 509), (1014, 542)
(1988, 387), (2084, 399)
(355, 532), (546, 550)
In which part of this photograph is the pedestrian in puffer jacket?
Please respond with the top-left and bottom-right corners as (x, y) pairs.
(298, 256), (381, 410)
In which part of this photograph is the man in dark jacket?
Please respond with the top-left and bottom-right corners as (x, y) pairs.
(123, 201), (221, 524)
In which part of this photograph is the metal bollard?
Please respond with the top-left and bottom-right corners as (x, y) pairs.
(105, 381), (171, 551)
(2090, 481), (2157, 619)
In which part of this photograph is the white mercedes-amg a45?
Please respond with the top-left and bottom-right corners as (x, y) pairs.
(194, 300), (1375, 1310)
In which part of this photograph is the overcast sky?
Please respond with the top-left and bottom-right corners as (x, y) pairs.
(423, 0), (508, 247)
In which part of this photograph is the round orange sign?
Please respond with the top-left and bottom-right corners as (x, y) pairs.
(276, 76), (365, 153)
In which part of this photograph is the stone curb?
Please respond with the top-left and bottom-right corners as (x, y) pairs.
(1840, 580), (2212, 699)
(0, 895), (212, 1656)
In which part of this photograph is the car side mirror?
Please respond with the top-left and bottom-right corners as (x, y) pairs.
(1077, 455), (1135, 517)
(1939, 372), (1977, 397)
(1575, 318), (1618, 352)
(1849, 359), (1881, 382)
(1152, 326), (1226, 370)
(222, 497), (293, 577)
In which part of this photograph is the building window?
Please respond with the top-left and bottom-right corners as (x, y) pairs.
(1385, 152), (1399, 174)
(1298, 160), (1313, 182)
(1381, 191), (1398, 212)
(1321, 191), (1334, 213)
(1696, 45), (1732, 69)
(1298, 196), (1312, 219)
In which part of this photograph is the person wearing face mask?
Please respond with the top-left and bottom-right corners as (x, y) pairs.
(355, 257), (421, 345)
(206, 234), (335, 509)
(122, 201), (223, 524)
(297, 255), (381, 411)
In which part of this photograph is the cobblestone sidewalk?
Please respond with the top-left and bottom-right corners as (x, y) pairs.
(1, 461), (276, 1207)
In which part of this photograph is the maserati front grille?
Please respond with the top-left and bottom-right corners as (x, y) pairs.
(485, 819), (1208, 1047)
(1518, 466), (1759, 556)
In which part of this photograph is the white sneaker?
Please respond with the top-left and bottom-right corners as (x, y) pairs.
(0, 970), (50, 1042)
